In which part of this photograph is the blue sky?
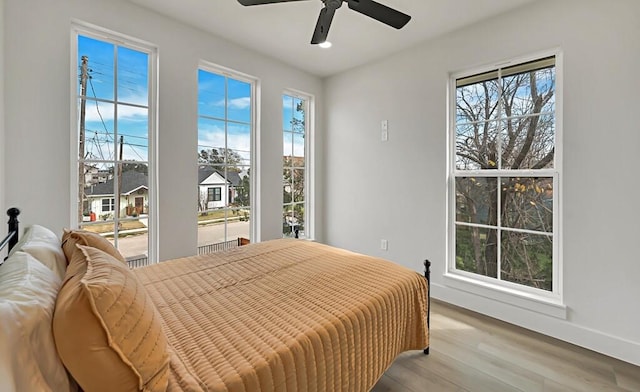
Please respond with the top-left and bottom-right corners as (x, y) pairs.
(282, 94), (305, 159)
(79, 34), (305, 167)
(198, 70), (252, 167)
(78, 35), (150, 164)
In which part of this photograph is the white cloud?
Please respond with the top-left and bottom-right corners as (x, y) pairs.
(212, 97), (250, 110)
(83, 93), (148, 123)
(198, 124), (251, 164)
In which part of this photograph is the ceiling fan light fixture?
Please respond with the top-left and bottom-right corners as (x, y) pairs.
(318, 41), (332, 48)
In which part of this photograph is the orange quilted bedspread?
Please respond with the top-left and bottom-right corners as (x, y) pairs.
(134, 239), (428, 392)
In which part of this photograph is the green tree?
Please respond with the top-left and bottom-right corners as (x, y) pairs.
(234, 169), (251, 207)
(122, 162), (148, 175)
(198, 148), (243, 171)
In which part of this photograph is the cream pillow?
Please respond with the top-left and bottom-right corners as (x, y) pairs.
(61, 229), (126, 264)
(0, 251), (77, 392)
(53, 245), (168, 392)
(9, 225), (67, 280)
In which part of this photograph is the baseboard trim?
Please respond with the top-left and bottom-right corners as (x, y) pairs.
(432, 282), (640, 367)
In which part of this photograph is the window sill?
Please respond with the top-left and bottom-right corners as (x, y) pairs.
(442, 272), (567, 319)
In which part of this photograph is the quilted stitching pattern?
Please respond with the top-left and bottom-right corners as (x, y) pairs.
(134, 239), (428, 392)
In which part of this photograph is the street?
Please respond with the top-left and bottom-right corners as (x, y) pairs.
(117, 221), (250, 260)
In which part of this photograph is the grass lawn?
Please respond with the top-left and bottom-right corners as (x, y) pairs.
(82, 220), (146, 234)
(82, 210), (249, 234)
(198, 209), (249, 222)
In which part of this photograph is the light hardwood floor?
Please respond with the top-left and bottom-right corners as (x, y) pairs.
(372, 300), (640, 392)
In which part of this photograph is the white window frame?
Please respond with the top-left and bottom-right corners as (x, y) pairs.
(282, 89), (315, 240)
(70, 22), (158, 263)
(197, 62), (259, 243)
(445, 49), (565, 318)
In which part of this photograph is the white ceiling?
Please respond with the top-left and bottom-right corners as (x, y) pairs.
(128, 0), (538, 78)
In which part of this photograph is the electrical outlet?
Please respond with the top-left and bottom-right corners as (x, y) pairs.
(380, 239), (388, 251)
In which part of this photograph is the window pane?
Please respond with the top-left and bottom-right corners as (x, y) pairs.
(227, 123), (251, 167)
(456, 79), (500, 124)
(117, 162), (148, 219)
(501, 114), (554, 170)
(80, 221), (116, 244)
(117, 46), (148, 106)
(221, 170), (236, 207)
(283, 168), (292, 204)
(233, 166), (251, 208)
(283, 204), (303, 238)
(117, 230), (149, 263)
(78, 35), (114, 100)
(502, 67), (555, 117)
(455, 120), (499, 170)
(197, 213), (222, 250)
(455, 177), (497, 226)
(80, 162), (113, 221)
(282, 95), (294, 132)
(292, 98), (305, 134)
(227, 78), (251, 123)
(283, 205), (294, 236)
(198, 117), (226, 164)
(198, 70), (225, 119)
(227, 209), (251, 242)
(83, 100), (116, 161)
(501, 230), (552, 291)
(118, 104), (148, 162)
(293, 203), (305, 238)
(283, 133), (293, 158)
(502, 177), (553, 233)
(293, 169), (305, 203)
(199, 165), (225, 210)
(293, 133), (305, 163)
(455, 225), (498, 278)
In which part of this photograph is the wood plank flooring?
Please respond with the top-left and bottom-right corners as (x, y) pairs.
(372, 300), (640, 392)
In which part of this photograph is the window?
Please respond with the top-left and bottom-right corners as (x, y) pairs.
(282, 93), (311, 239)
(74, 27), (157, 263)
(101, 198), (115, 212)
(208, 187), (222, 202)
(198, 65), (254, 250)
(449, 54), (561, 301)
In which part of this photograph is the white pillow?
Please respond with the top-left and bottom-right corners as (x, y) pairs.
(9, 225), (66, 280)
(0, 251), (77, 392)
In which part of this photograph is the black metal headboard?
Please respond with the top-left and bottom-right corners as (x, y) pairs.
(1, 208), (21, 262)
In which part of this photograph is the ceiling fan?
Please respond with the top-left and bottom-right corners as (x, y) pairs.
(237, 0), (411, 45)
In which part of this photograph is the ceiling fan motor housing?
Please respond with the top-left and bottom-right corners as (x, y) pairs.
(324, 0), (343, 9)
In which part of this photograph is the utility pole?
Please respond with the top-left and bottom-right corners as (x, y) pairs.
(117, 135), (124, 219)
(78, 55), (89, 224)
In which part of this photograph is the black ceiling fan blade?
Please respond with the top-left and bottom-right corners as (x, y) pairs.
(237, 0), (309, 6)
(346, 0), (411, 29)
(311, 7), (336, 44)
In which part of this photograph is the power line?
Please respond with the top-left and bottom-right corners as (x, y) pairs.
(88, 75), (112, 141)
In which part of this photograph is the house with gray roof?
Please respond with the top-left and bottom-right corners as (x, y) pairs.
(84, 171), (149, 219)
(198, 165), (243, 211)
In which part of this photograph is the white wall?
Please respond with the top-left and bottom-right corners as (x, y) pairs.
(0, 0), (5, 226)
(324, 0), (640, 365)
(2, 0), (323, 260)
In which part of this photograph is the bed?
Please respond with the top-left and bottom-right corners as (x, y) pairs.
(1, 207), (430, 392)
